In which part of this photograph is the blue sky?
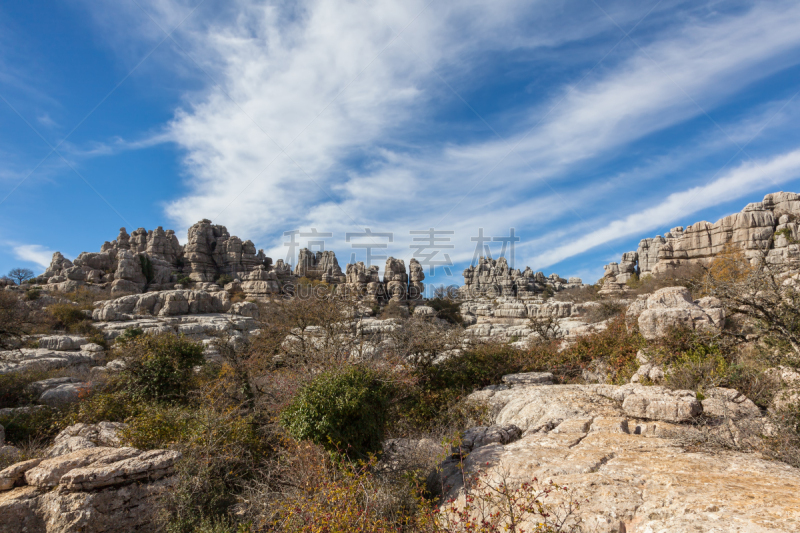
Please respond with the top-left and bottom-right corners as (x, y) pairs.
(2, 0), (800, 290)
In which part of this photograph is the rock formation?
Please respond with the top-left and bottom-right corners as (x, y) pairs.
(437, 375), (797, 532)
(461, 257), (581, 299)
(32, 220), (277, 295)
(0, 446), (181, 533)
(294, 249), (345, 283)
(604, 191), (800, 279)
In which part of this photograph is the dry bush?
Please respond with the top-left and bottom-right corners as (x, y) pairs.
(381, 300), (410, 319)
(626, 264), (707, 297)
(385, 316), (464, 368)
(525, 317), (644, 384)
(582, 300), (626, 324)
(430, 467), (583, 533)
(528, 316), (564, 344)
(251, 296), (369, 373)
(0, 291), (35, 349)
(698, 249), (800, 361)
(241, 441), (422, 532)
(552, 285), (599, 303)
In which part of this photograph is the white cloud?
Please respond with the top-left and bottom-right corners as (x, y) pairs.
(64, 0), (800, 281)
(147, 1), (800, 250)
(529, 148), (800, 268)
(12, 244), (56, 270)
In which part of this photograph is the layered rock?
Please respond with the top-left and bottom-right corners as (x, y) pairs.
(627, 286), (725, 340)
(604, 192), (800, 278)
(92, 290), (231, 321)
(0, 447), (181, 533)
(461, 257), (581, 299)
(435, 374), (794, 533)
(294, 249), (345, 283)
(32, 219), (277, 293)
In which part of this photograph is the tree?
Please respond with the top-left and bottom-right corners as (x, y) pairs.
(7, 267), (34, 285)
(0, 291), (32, 349)
(702, 247), (800, 360)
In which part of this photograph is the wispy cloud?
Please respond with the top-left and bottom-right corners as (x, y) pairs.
(52, 0), (800, 281)
(529, 148), (800, 268)
(11, 244), (56, 270)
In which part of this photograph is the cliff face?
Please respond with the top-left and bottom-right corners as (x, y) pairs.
(604, 191), (800, 283)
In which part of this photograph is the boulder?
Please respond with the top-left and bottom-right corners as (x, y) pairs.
(456, 425), (522, 453)
(37, 336), (89, 351)
(37, 381), (91, 407)
(601, 384), (702, 422)
(701, 387), (761, 419)
(0, 459), (43, 491)
(637, 287), (724, 340)
(47, 422), (128, 457)
(59, 449), (181, 491)
(501, 372), (554, 385)
(0, 446), (181, 533)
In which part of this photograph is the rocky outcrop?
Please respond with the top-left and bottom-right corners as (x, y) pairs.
(237, 266), (280, 297)
(604, 192), (800, 278)
(183, 219), (269, 282)
(92, 290), (231, 321)
(294, 249), (345, 283)
(29, 377), (91, 407)
(461, 257), (581, 299)
(31, 220), (278, 293)
(444, 376), (794, 532)
(46, 423), (128, 458)
(0, 447), (181, 533)
(628, 286), (724, 340)
(0, 346), (104, 375)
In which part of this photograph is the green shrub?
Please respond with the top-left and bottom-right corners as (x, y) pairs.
(528, 317), (644, 383)
(119, 333), (205, 402)
(48, 302), (89, 331)
(399, 343), (524, 430)
(216, 274), (233, 287)
(0, 407), (61, 444)
(177, 276), (192, 286)
(115, 327), (144, 344)
(25, 288), (40, 301)
(139, 254), (155, 284)
(0, 369), (51, 408)
(280, 366), (391, 458)
(59, 390), (140, 427)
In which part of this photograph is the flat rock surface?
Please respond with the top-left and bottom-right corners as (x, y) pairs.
(453, 380), (800, 532)
(0, 348), (102, 374)
(443, 418), (800, 532)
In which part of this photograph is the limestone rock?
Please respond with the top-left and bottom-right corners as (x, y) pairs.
(701, 387), (762, 419)
(294, 249), (345, 283)
(637, 287), (724, 340)
(457, 425), (522, 453)
(92, 290), (231, 321)
(501, 372), (554, 386)
(38, 381), (91, 407)
(47, 422), (128, 458)
(0, 459), (43, 491)
(616, 385), (702, 422)
(239, 266), (280, 297)
(439, 422), (800, 533)
(0, 348), (102, 375)
(24, 448), (145, 488)
(0, 445), (180, 533)
(36, 335), (89, 351)
(60, 449), (181, 491)
(413, 305), (435, 317)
